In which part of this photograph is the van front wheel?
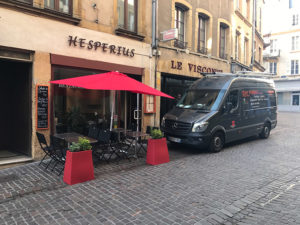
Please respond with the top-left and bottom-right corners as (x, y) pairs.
(260, 123), (270, 139)
(209, 132), (224, 153)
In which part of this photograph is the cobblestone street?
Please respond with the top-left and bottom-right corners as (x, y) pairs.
(1, 112), (300, 225)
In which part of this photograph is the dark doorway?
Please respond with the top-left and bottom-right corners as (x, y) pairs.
(160, 73), (198, 122)
(0, 60), (32, 156)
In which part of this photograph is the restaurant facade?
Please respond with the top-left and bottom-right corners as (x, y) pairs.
(0, 1), (154, 162)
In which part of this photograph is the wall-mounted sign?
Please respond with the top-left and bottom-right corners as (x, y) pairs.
(68, 35), (135, 57)
(36, 85), (49, 130)
(170, 60), (223, 74)
(144, 95), (156, 113)
(161, 28), (178, 42)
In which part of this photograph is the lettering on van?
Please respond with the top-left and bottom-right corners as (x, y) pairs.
(170, 60), (223, 74)
(68, 35), (135, 57)
(242, 90), (276, 110)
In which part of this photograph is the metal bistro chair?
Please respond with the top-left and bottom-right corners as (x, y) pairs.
(93, 129), (122, 162)
(88, 125), (99, 139)
(50, 135), (68, 175)
(36, 132), (54, 170)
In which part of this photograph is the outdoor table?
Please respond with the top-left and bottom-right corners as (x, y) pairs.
(112, 128), (126, 142)
(54, 132), (98, 146)
(125, 131), (150, 158)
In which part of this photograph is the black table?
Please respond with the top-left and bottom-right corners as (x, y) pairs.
(54, 132), (98, 145)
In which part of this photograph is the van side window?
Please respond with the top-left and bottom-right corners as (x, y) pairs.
(227, 90), (239, 110)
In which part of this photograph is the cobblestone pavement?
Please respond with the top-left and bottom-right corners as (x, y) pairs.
(1, 112), (300, 225)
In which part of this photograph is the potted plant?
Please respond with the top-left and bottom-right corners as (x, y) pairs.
(63, 137), (95, 185)
(146, 128), (170, 165)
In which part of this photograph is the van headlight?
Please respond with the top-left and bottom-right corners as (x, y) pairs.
(192, 121), (208, 132)
(161, 117), (166, 127)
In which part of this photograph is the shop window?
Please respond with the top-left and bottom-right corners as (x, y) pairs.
(219, 23), (228, 60)
(174, 4), (188, 49)
(118, 0), (137, 33)
(198, 13), (209, 54)
(44, 0), (72, 14)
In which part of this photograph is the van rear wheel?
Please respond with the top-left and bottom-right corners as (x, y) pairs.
(260, 123), (270, 139)
(209, 132), (224, 153)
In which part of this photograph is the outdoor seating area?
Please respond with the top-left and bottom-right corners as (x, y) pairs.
(36, 127), (152, 176)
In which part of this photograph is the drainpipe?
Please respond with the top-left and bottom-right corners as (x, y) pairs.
(152, 0), (157, 50)
(251, 0), (257, 71)
(152, 0), (158, 127)
(152, 0), (157, 89)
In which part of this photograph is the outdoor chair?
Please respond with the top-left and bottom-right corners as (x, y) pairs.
(50, 135), (68, 175)
(88, 126), (99, 139)
(36, 132), (54, 169)
(93, 129), (126, 162)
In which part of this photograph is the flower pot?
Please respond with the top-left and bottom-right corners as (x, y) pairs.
(146, 137), (170, 165)
(63, 150), (94, 185)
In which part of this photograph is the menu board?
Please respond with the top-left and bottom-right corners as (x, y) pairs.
(36, 85), (49, 129)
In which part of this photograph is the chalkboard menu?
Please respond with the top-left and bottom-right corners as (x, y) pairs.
(36, 85), (49, 129)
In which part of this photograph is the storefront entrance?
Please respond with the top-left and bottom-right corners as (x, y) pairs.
(160, 73), (198, 121)
(0, 60), (32, 157)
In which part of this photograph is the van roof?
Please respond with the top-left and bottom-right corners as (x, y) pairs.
(189, 74), (275, 90)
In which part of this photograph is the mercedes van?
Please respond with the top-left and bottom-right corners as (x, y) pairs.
(161, 73), (277, 152)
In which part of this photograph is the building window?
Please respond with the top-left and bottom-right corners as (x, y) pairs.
(289, 0), (293, 8)
(174, 4), (187, 49)
(270, 39), (277, 53)
(269, 62), (277, 74)
(291, 60), (299, 74)
(16, 0), (32, 3)
(118, 0), (137, 32)
(259, 47), (262, 63)
(44, 0), (71, 14)
(246, 0), (250, 19)
(244, 38), (249, 65)
(198, 13), (208, 54)
(292, 36), (299, 50)
(292, 14), (299, 25)
(219, 23), (228, 60)
(235, 31), (241, 61)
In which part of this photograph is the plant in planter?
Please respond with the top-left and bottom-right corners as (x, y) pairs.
(146, 128), (170, 165)
(63, 137), (94, 185)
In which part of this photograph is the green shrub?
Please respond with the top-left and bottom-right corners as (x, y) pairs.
(69, 137), (92, 152)
(150, 128), (164, 139)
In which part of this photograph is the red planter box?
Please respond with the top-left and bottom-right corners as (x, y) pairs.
(63, 150), (94, 185)
(146, 137), (170, 165)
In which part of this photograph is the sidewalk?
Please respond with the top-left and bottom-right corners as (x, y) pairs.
(0, 156), (149, 205)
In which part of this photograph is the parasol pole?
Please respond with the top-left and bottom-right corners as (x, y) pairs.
(110, 90), (116, 131)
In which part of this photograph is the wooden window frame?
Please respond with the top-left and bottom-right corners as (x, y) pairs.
(198, 14), (208, 54)
(219, 24), (228, 60)
(44, 0), (73, 15)
(175, 5), (185, 42)
(118, 0), (138, 33)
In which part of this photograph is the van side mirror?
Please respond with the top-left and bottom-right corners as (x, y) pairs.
(226, 102), (233, 113)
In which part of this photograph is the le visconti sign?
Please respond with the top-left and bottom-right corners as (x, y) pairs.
(171, 60), (223, 74)
(68, 35), (135, 57)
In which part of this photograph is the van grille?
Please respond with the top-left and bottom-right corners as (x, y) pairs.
(164, 119), (192, 134)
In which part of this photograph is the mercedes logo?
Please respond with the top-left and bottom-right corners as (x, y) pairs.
(173, 122), (178, 129)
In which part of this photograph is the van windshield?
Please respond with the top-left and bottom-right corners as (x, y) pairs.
(176, 89), (221, 111)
